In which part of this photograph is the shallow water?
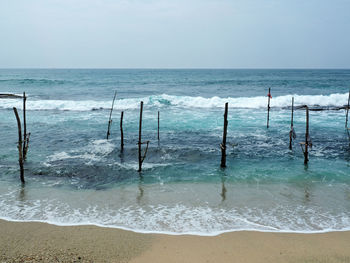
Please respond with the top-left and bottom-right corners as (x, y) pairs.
(0, 69), (349, 235)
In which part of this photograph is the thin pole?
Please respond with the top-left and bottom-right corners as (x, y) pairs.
(267, 88), (271, 128)
(304, 106), (309, 165)
(220, 102), (228, 168)
(120, 111), (124, 152)
(157, 111), (160, 141)
(22, 92), (27, 160)
(289, 97), (294, 150)
(13, 107), (24, 184)
(106, 91), (117, 140)
(346, 90), (350, 128)
(138, 101), (143, 172)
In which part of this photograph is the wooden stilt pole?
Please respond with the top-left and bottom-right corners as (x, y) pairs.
(267, 88), (271, 128)
(289, 97), (294, 150)
(22, 92), (28, 160)
(120, 111), (124, 152)
(138, 101), (149, 172)
(157, 111), (160, 141)
(304, 106), (309, 165)
(13, 107), (24, 184)
(346, 90), (350, 128)
(106, 91), (117, 140)
(138, 102), (143, 172)
(24, 133), (30, 159)
(220, 102), (228, 168)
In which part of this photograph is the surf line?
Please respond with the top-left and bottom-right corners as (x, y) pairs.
(2, 90), (350, 183)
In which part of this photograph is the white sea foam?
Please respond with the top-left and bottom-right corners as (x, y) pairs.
(44, 139), (114, 166)
(1, 201), (350, 236)
(114, 161), (172, 171)
(1, 182), (350, 236)
(0, 93), (348, 111)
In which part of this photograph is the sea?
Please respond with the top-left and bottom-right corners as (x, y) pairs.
(0, 69), (349, 236)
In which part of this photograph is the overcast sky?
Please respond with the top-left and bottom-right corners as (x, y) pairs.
(0, 0), (349, 68)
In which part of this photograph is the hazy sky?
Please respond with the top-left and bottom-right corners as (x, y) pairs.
(1, 0), (349, 68)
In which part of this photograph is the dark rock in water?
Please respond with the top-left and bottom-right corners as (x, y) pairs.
(92, 107), (103, 111)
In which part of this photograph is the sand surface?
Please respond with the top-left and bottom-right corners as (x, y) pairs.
(1, 219), (350, 263)
(131, 231), (350, 263)
(0, 219), (152, 262)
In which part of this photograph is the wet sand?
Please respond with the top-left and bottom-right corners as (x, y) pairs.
(1, 219), (350, 263)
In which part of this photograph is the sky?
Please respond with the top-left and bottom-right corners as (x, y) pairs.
(0, 0), (350, 68)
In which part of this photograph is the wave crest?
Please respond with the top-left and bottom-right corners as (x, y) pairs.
(0, 93), (348, 111)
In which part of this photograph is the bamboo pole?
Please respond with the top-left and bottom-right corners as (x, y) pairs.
(13, 107), (24, 184)
(289, 97), (294, 150)
(220, 102), (228, 168)
(304, 106), (309, 165)
(267, 88), (271, 128)
(106, 91), (117, 140)
(120, 111), (124, 152)
(346, 90), (350, 128)
(138, 102), (143, 172)
(157, 111), (160, 141)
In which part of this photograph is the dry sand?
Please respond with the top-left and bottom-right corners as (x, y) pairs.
(0, 219), (151, 263)
(1, 219), (350, 263)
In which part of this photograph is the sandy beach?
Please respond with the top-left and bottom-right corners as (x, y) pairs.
(1, 219), (350, 263)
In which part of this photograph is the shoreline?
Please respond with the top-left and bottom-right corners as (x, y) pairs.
(2, 219), (350, 262)
(2, 217), (350, 236)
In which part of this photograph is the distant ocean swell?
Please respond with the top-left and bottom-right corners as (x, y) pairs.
(0, 93), (348, 111)
(0, 78), (72, 85)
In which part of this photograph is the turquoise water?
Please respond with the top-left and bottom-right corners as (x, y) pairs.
(0, 69), (349, 235)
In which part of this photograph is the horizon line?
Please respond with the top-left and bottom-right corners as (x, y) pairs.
(1, 67), (350, 70)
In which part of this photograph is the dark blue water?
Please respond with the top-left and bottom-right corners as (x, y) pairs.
(1, 69), (349, 99)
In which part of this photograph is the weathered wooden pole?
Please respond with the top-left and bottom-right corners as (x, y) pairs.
(22, 92), (28, 160)
(267, 88), (271, 128)
(346, 90), (350, 128)
(289, 97), (294, 150)
(304, 106), (309, 165)
(220, 102), (228, 168)
(157, 111), (160, 141)
(138, 102), (150, 172)
(13, 107), (24, 184)
(138, 102), (144, 172)
(120, 111), (124, 152)
(106, 91), (117, 140)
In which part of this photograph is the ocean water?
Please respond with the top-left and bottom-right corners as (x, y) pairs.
(0, 69), (349, 235)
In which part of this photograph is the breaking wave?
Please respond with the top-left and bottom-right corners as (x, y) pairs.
(1, 197), (350, 236)
(0, 93), (348, 111)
